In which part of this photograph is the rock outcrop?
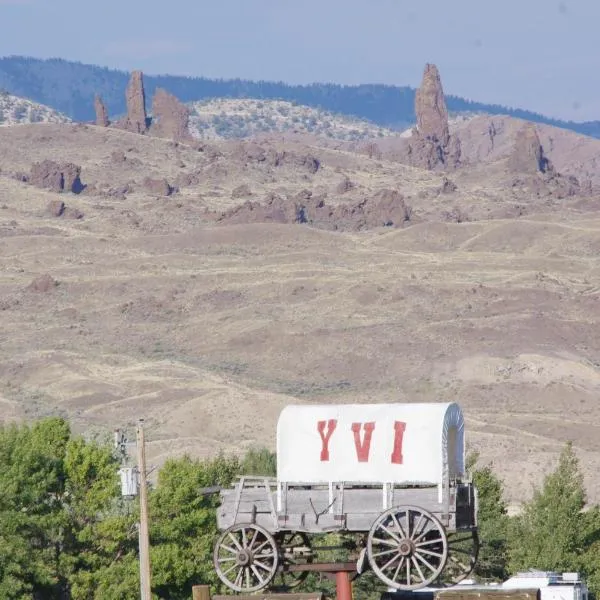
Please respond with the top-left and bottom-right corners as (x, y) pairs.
(149, 88), (190, 141)
(94, 95), (109, 127)
(27, 274), (58, 293)
(406, 63), (461, 170)
(124, 70), (147, 134)
(142, 177), (174, 196)
(509, 123), (552, 174)
(415, 64), (450, 144)
(29, 160), (84, 193)
(215, 188), (410, 231)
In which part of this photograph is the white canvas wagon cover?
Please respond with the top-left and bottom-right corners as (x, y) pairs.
(276, 402), (465, 485)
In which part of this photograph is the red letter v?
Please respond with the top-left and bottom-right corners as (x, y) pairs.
(351, 422), (376, 462)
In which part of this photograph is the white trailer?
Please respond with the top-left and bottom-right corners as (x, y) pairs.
(214, 402), (478, 593)
(503, 572), (589, 600)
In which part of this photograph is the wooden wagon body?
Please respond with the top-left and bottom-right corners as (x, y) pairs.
(213, 402), (478, 593)
(217, 477), (477, 533)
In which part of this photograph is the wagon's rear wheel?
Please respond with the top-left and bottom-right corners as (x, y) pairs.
(435, 530), (479, 586)
(213, 523), (279, 592)
(273, 531), (313, 590)
(367, 505), (448, 590)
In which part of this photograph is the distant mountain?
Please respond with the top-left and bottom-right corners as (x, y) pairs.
(0, 89), (70, 126)
(187, 98), (396, 141)
(1, 55), (599, 139)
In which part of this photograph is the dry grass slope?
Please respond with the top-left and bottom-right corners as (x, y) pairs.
(0, 122), (600, 506)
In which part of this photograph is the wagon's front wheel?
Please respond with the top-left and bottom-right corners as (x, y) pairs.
(367, 506), (448, 590)
(273, 531), (313, 590)
(434, 529), (479, 586)
(213, 523), (279, 592)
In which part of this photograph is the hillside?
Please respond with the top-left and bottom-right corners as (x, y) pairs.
(2, 55), (600, 138)
(187, 98), (396, 141)
(0, 118), (600, 504)
(0, 89), (70, 126)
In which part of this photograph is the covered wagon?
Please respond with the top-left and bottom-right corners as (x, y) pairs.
(214, 402), (478, 592)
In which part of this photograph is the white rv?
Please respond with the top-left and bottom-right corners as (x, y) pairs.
(384, 571), (589, 600)
(502, 572), (588, 600)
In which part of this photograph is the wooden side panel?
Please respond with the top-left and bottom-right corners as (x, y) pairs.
(217, 481), (476, 533)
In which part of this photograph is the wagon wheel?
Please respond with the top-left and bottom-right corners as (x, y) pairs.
(435, 530), (479, 587)
(367, 505), (448, 590)
(213, 523), (279, 592)
(273, 531), (313, 590)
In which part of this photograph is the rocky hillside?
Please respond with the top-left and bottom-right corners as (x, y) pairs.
(0, 90), (70, 126)
(187, 98), (396, 141)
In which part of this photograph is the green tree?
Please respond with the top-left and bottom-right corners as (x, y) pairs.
(0, 418), (134, 599)
(467, 451), (510, 581)
(239, 447), (276, 477)
(508, 442), (587, 573)
(64, 438), (137, 600)
(0, 418), (72, 598)
(148, 453), (242, 599)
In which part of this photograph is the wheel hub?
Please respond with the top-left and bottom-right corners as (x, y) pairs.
(236, 549), (252, 566)
(398, 539), (415, 556)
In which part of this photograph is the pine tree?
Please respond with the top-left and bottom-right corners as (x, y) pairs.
(467, 452), (510, 580)
(508, 442), (587, 573)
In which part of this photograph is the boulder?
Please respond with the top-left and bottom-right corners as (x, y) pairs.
(30, 160), (84, 193)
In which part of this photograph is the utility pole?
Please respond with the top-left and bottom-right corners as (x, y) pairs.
(137, 419), (152, 600)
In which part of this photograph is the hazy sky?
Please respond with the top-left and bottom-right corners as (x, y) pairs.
(2, 0), (599, 121)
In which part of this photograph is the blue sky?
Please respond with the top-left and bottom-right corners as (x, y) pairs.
(1, 0), (598, 121)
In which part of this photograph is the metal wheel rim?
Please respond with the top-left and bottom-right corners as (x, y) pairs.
(435, 530), (479, 586)
(273, 531), (313, 590)
(367, 505), (448, 590)
(213, 523), (279, 592)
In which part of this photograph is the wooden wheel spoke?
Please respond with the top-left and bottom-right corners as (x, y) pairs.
(228, 532), (244, 551)
(416, 537), (444, 547)
(234, 568), (243, 588)
(411, 513), (425, 541)
(448, 535), (475, 545)
(448, 546), (473, 555)
(251, 564), (267, 584)
(220, 563), (240, 577)
(392, 557), (405, 583)
(254, 559), (274, 572)
(414, 551), (437, 574)
(381, 552), (402, 572)
(434, 530), (478, 587)
(372, 536), (400, 547)
(219, 544), (239, 556)
(391, 513), (408, 539)
(253, 539), (271, 554)
(381, 522), (404, 544)
(411, 556), (426, 582)
(412, 522), (434, 545)
(418, 547), (444, 558)
(372, 547), (401, 559)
